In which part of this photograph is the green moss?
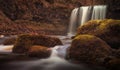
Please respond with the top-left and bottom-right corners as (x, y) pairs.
(98, 19), (120, 30)
(75, 34), (93, 40)
(67, 34), (112, 65)
(77, 19), (120, 49)
(12, 34), (63, 53)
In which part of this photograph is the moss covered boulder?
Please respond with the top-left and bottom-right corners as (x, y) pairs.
(28, 45), (51, 58)
(12, 34), (62, 53)
(67, 35), (112, 65)
(77, 19), (120, 49)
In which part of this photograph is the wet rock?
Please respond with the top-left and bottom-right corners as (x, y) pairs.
(106, 58), (120, 70)
(77, 19), (120, 49)
(12, 34), (62, 53)
(28, 45), (51, 58)
(102, 49), (120, 70)
(67, 35), (112, 65)
(3, 37), (16, 45)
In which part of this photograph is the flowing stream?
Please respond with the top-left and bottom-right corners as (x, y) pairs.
(0, 35), (108, 70)
(0, 5), (108, 69)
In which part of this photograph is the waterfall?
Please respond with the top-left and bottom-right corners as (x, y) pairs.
(91, 5), (107, 20)
(68, 8), (79, 36)
(79, 6), (92, 26)
(68, 5), (107, 36)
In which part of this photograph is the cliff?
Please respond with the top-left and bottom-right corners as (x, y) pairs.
(0, 0), (119, 35)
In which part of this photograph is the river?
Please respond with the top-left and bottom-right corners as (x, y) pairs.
(0, 35), (108, 70)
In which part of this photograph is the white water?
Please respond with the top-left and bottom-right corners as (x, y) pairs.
(91, 5), (107, 20)
(68, 8), (79, 36)
(50, 44), (70, 58)
(68, 5), (107, 36)
(0, 45), (13, 52)
(0, 45), (13, 50)
(0, 36), (107, 70)
(0, 43), (104, 70)
(80, 6), (92, 25)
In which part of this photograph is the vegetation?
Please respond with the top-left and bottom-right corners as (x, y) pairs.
(67, 35), (112, 65)
(77, 19), (120, 49)
(12, 34), (62, 53)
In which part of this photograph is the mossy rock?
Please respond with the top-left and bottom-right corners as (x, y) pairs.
(67, 35), (112, 65)
(12, 34), (62, 53)
(28, 45), (51, 58)
(77, 19), (120, 49)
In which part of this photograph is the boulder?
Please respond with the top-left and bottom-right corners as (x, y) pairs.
(77, 19), (120, 49)
(12, 34), (62, 53)
(67, 35), (112, 65)
(28, 45), (51, 58)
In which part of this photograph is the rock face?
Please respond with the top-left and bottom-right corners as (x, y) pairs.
(77, 19), (120, 49)
(0, 0), (119, 20)
(67, 35), (112, 65)
(0, 0), (80, 35)
(3, 37), (16, 45)
(12, 34), (62, 53)
(0, 10), (18, 35)
(0, 0), (79, 21)
(0, 0), (119, 35)
(28, 45), (51, 58)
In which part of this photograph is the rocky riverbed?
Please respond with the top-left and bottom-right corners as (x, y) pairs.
(0, 35), (109, 70)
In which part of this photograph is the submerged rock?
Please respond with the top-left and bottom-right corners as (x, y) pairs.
(67, 35), (112, 65)
(12, 34), (62, 53)
(77, 19), (120, 49)
(28, 45), (51, 58)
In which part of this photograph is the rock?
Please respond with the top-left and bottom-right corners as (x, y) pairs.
(103, 49), (120, 70)
(106, 58), (120, 70)
(0, 0), (119, 35)
(77, 19), (120, 49)
(67, 35), (112, 65)
(12, 34), (62, 53)
(28, 45), (51, 58)
(0, 10), (18, 35)
(3, 37), (16, 45)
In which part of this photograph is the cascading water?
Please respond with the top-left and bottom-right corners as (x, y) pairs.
(79, 6), (92, 26)
(0, 36), (108, 70)
(68, 8), (79, 36)
(68, 5), (107, 36)
(91, 5), (107, 20)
